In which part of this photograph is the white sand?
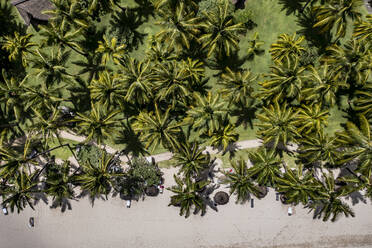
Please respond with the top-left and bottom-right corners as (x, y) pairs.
(1, 166), (372, 248)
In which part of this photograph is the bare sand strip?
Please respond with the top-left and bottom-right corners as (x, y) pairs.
(1, 166), (372, 248)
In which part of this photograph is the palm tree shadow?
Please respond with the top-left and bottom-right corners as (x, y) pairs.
(114, 122), (148, 157)
(132, 0), (155, 22)
(67, 76), (91, 113)
(109, 9), (147, 52)
(207, 50), (248, 76)
(278, 0), (303, 15)
(79, 26), (105, 54)
(230, 98), (258, 130)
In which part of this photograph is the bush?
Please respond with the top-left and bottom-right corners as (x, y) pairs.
(76, 145), (103, 166)
(197, 0), (234, 17)
(128, 157), (163, 187)
(233, 7), (254, 25)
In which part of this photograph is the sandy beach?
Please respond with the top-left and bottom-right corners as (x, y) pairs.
(1, 166), (372, 248)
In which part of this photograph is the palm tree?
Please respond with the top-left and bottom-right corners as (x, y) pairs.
(223, 158), (260, 203)
(156, 2), (200, 50)
(43, 161), (75, 211)
(44, 0), (89, 29)
(73, 103), (120, 145)
(248, 148), (282, 187)
(275, 164), (324, 205)
(259, 58), (307, 103)
(152, 0), (198, 11)
(173, 141), (210, 179)
(1, 32), (36, 67)
(336, 115), (372, 178)
(247, 32), (265, 59)
(146, 36), (177, 63)
(209, 121), (238, 151)
(256, 100), (300, 152)
(198, 0), (244, 57)
(2, 171), (39, 213)
(353, 14), (372, 41)
(24, 83), (66, 111)
(152, 60), (191, 107)
(353, 82), (372, 120)
(30, 48), (73, 86)
(96, 35), (126, 65)
(301, 64), (348, 107)
(321, 39), (371, 85)
(185, 92), (227, 136)
(132, 104), (183, 152)
(168, 175), (209, 218)
(294, 103), (329, 135)
(269, 33), (306, 64)
(297, 131), (340, 168)
(181, 58), (205, 84)
(75, 152), (123, 203)
(121, 58), (153, 106)
(313, 0), (363, 39)
(0, 70), (28, 121)
(89, 71), (126, 110)
(219, 67), (257, 105)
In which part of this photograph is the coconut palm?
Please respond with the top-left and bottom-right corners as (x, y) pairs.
(121, 58), (153, 106)
(313, 0), (363, 39)
(353, 14), (372, 41)
(43, 161), (75, 211)
(209, 121), (238, 151)
(321, 39), (371, 85)
(259, 58), (307, 103)
(297, 131), (340, 168)
(24, 83), (66, 111)
(1, 171), (39, 213)
(223, 158), (260, 203)
(96, 35), (126, 65)
(30, 48), (73, 87)
(198, 0), (244, 57)
(185, 92), (227, 136)
(248, 148), (282, 187)
(247, 32), (265, 59)
(353, 82), (372, 120)
(145, 36), (177, 63)
(75, 152), (123, 203)
(1, 32), (36, 67)
(181, 58), (205, 83)
(173, 141), (210, 179)
(156, 2), (200, 50)
(89, 71), (126, 110)
(256, 100), (300, 152)
(294, 103), (329, 135)
(219, 67), (257, 105)
(275, 164), (324, 205)
(168, 175), (209, 218)
(336, 115), (372, 178)
(132, 104), (183, 152)
(269, 33), (306, 64)
(0, 70), (28, 121)
(152, 0), (198, 11)
(301, 64), (348, 107)
(73, 103), (120, 145)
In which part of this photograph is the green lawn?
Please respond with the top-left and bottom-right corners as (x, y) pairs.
(48, 138), (80, 160)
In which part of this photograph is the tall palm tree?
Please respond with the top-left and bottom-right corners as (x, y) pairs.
(2, 171), (39, 213)
(219, 67), (257, 105)
(181, 58), (205, 84)
(297, 131), (340, 168)
(256, 100), (300, 152)
(156, 2), (200, 50)
(301, 64), (348, 107)
(353, 82), (372, 120)
(173, 141), (210, 179)
(209, 121), (238, 151)
(313, 0), (363, 39)
(269, 33), (306, 64)
(132, 104), (183, 152)
(43, 161), (75, 211)
(168, 175), (209, 218)
(146, 36), (177, 63)
(30, 48), (73, 86)
(89, 71), (126, 110)
(96, 35), (126, 65)
(185, 92), (227, 136)
(24, 83), (66, 111)
(353, 14), (372, 41)
(75, 152), (123, 203)
(198, 0), (244, 57)
(121, 58), (153, 106)
(275, 164), (324, 205)
(0, 70), (28, 121)
(73, 103), (120, 145)
(248, 148), (282, 187)
(294, 103), (329, 135)
(259, 58), (307, 103)
(223, 158), (260, 203)
(1, 32), (36, 67)
(336, 115), (372, 178)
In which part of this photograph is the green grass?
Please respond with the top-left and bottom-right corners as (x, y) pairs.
(48, 138), (80, 160)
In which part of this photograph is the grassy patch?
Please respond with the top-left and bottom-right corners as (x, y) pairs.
(48, 138), (80, 160)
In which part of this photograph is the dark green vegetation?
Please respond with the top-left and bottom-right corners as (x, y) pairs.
(0, 0), (371, 222)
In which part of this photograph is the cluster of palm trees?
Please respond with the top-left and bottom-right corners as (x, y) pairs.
(0, 0), (371, 221)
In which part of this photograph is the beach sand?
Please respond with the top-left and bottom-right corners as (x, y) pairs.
(1, 167), (372, 248)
